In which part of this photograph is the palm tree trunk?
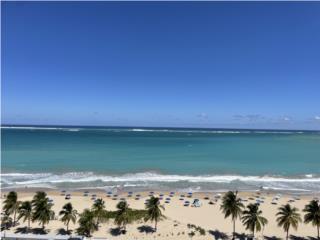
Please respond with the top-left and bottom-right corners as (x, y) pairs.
(155, 220), (157, 232)
(286, 228), (289, 240)
(13, 210), (16, 226)
(67, 220), (69, 232)
(28, 218), (30, 231)
(317, 225), (319, 239)
(233, 219), (235, 240)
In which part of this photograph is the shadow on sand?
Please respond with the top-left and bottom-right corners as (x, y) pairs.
(289, 236), (318, 240)
(110, 227), (126, 236)
(264, 236), (282, 240)
(15, 227), (48, 235)
(137, 225), (155, 234)
(208, 229), (228, 240)
(56, 228), (72, 235)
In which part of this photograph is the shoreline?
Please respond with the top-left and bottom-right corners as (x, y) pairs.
(2, 171), (320, 195)
(2, 185), (320, 197)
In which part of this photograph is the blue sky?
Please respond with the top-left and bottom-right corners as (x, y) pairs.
(2, 2), (320, 129)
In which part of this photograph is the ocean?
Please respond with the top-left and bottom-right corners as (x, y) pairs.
(1, 125), (320, 193)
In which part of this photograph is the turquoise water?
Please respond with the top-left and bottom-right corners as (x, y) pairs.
(1, 126), (320, 192)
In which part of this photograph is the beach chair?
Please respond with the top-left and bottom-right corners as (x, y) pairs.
(271, 199), (278, 205)
(192, 199), (202, 207)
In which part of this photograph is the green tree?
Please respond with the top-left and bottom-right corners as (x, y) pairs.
(241, 203), (268, 237)
(220, 191), (244, 239)
(18, 201), (33, 231)
(59, 203), (77, 232)
(92, 198), (107, 226)
(144, 196), (165, 232)
(303, 200), (320, 239)
(1, 213), (13, 230)
(76, 209), (98, 237)
(32, 192), (55, 229)
(32, 191), (47, 205)
(276, 204), (301, 240)
(114, 201), (133, 233)
(3, 191), (20, 226)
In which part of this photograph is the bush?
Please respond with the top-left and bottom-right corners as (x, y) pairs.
(186, 224), (206, 236)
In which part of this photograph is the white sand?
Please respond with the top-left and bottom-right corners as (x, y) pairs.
(1, 189), (319, 239)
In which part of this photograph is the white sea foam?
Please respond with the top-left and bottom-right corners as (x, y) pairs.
(2, 172), (320, 184)
(2, 126), (312, 134)
(1, 126), (81, 131)
(2, 126), (65, 130)
(131, 129), (164, 132)
(262, 186), (311, 192)
(123, 129), (307, 134)
(2, 172), (319, 193)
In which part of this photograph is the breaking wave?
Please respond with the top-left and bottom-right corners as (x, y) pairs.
(1, 126), (314, 134)
(1, 172), (319, 193)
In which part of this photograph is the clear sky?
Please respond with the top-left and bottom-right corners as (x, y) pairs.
(2, 2), (320, 129)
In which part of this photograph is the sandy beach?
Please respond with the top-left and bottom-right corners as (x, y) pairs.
(1, 188), (319, 239)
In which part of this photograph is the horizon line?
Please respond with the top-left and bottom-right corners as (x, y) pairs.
(1, 123), (319, 132)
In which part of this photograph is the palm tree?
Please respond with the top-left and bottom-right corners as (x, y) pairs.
(59, 203), (77, 232)
(303, 200), (320, 239)
(144, 196), (165, 232)
(32, 191), (47, 206)
(114, 201), (133, 233)
(276, 204), (301, 240)
(18, 201), (33, 231)
(1, 213), (13, 230)
(76, 209), (98, 237)
(3, 191), (20, 226)
(32, 193), (55, 229)
(92, 198), (107, 226)
(220, 191), (244, 239)
(241, 203), (268, 237)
